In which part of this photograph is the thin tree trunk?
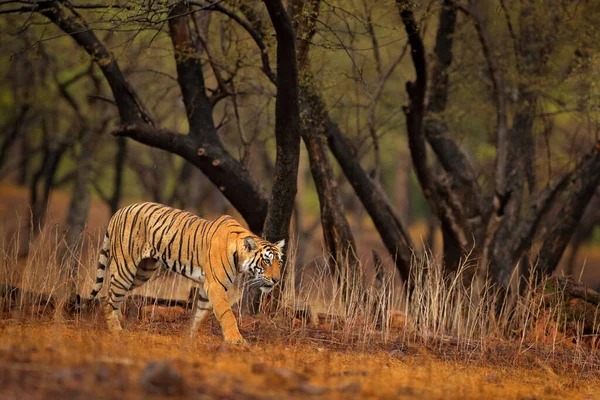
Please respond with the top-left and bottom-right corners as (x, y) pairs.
(109, 136), (126, 215)
(57, 127), (95, 316)
(291, 0), (360, 303)
(0, 105), (29, 172)
(62, 129), (94, 291)
(18, 132), (29, 185)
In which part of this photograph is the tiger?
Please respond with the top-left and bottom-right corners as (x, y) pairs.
(82, 202), (284, 344)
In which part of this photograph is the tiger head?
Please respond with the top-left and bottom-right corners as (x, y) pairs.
(239, 236), (284, 293)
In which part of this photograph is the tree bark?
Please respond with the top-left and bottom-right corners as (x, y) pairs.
(535, 143), (600, 280)
(0, 104), (29, 172)
(325, 115), (414, 281)
(29, 129), (68, 235)
(261, 0), (301, 248)
(488, 0), (557, 285)
(398, 0), (473, 276)
(108, 136), (126, 215)
(291, 0), (360, 299)
(61, 127), (95, 299)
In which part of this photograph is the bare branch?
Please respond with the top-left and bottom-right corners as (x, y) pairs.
(37, 0), (152, 125)
(463, 2), (509, 196)
(189, 1), (277, 85)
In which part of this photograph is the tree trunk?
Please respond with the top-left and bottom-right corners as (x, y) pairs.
(0, 105), (29, 172)
(29, 137), (67, 235)
(394, 154), (412, 226)
(109, 136), (126, 215)
(18, 132), (29, 185)
(62, 129), (94, 287)
(535, 143), (600, 281)
(564, 191), (600, 276)
(291, 0), (360, 303)
(57, 127), (95, 315)
(325, 114), (414, 281)
(261, 0), (301, 250)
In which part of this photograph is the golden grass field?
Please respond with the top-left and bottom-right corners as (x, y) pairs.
(1, 183), (600, 399)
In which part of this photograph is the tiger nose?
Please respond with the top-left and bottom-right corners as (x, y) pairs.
(271, 277), (280, 285)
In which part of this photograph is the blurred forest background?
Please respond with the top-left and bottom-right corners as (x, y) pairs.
(1, 0), (600, 294)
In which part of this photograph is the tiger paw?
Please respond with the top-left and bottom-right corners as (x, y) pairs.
(222, 337), (249, 349)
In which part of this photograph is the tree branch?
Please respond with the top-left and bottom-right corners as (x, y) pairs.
(464, 2), (509, 197)
(37, 0), (152, 125)
(113, 123), (268, 233)
(425, 0), (482, 217)
(511, 169), (575, 259)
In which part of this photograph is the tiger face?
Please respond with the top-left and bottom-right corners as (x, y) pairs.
(240, 237), (284, 293)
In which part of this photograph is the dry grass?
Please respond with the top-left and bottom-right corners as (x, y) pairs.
(1, 184), (600, 398)
(1, 320), (599, 399)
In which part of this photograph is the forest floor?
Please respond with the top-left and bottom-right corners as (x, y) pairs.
(1, 315), (599, 400)
(2, 183), (600, 399)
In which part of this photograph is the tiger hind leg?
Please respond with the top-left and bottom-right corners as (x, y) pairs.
(190, 285), (212, 338)
(104, 258), (137, 333)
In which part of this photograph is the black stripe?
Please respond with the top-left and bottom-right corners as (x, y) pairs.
(177, 217), (192, 267)
(112, 272), (131, 290)
(197, 294), (209, 302)
(165, 231), (178, 262)
(206, 218), (230, 291)
(191, 219), (205, 272)
(151, 208), (175, 251)
(112, 279), (129, 291)
(222, 258), (233, 283)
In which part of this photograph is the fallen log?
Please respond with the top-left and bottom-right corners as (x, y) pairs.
(0, 283), (56, 311)
(546, 276), (600, 306)
(536, 276), (600, 339)
(1, 283), (195, 316)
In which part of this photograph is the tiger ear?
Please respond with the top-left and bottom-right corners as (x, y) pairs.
(275, 239), (285, 250)
(244, 237), (257, 251)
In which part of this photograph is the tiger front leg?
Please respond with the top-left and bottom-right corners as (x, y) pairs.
(206, 284), (246, 345)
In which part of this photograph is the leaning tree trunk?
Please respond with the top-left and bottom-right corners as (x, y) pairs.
(291, 0), (361, 304)
(535, 144), (600, 281)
